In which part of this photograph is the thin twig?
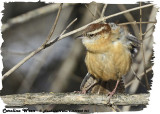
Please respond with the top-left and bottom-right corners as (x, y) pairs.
(131, 66), (146, 88)
(143, 25), (155, 36)
(125, 67), (152, 88)
(1, 93), (149, 107)
(139, 2), (150, 90)
(101, 4), (107, 18)
(101, 4), (107, 24)
(45, 18), (77, 48)
(2, 4), (154, 80)
(90, 2), (102, 18)
(42, 3), (63, 46)
(117, 4), (140, 38)
(61, 18), (78, 36)
(143, 34), (153, 40)
(142, 25), (155, 41)
(118, 21), (156, 26)
(85, 4), (96, 19)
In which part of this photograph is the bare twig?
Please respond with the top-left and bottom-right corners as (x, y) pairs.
(143, 25), (155, 36)
(84, 3), (102, 20)
(131, 66), (146, 88)
(125, 67), (152, 88)
(89, 2), (102, 18)
(2, 4), (154, 80)
(42, 3), (63, 46)
(101, 4), (107, 18)
(117, 4), (139, 38)
(85, 4), (96, 19)
(139, 2), (150, 90)
(118, 21), (156, 26)
(100, 4), (107, 24)
(60, 18), (78, 36)
(1, 93), (149, 107)
(44, 18), (78, 48)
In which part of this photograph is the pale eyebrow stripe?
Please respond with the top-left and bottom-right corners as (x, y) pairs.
(87, 27), (105, 35)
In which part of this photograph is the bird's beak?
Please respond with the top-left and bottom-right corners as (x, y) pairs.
(75, 34), (84, 39)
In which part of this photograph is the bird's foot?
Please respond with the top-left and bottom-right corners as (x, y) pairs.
(106, 87), (117, 104)
(108, 89), (116, 97)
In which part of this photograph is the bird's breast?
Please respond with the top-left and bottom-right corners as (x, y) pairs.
(85, 41), (131, 81)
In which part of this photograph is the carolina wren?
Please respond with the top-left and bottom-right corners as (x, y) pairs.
(79, 23), (140, 96)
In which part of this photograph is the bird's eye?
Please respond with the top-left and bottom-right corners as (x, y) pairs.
(89, 34), (94, 37)
(86, 33), (96, 38)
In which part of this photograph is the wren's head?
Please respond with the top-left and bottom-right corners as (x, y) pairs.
(80, 23), (140, 56)
(81, 23), (111, 45)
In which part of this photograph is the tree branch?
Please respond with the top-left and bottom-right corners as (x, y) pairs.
(0, 93), (149, 107)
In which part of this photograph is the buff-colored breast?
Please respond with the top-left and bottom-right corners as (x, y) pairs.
(85, 41), (131, 81)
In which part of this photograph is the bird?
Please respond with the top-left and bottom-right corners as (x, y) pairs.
(78, 23), (140, 97)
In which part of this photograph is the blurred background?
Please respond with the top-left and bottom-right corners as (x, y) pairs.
(1, 2), (157, 112)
